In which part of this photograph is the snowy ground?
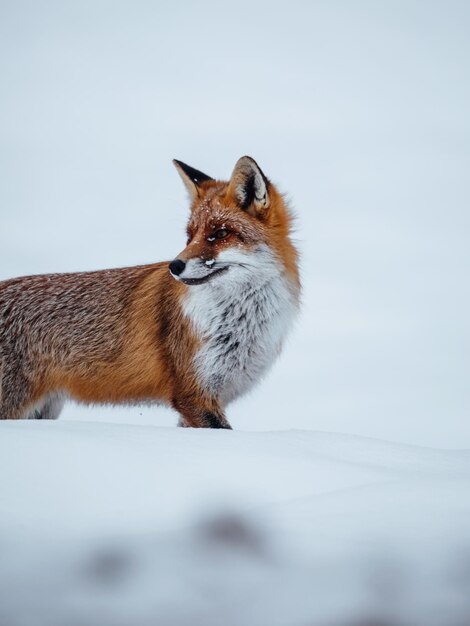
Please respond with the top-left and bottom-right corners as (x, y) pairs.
(1, 2), (469, 624)
(1, 420), (470, 626)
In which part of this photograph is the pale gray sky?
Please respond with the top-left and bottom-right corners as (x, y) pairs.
(1, 0), (469, 446)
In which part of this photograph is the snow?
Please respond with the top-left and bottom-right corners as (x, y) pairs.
(1, 421), (469, 625)
(1, 2), (470, 624)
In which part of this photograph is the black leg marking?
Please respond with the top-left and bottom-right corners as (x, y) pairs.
(204, 412), (232, 429)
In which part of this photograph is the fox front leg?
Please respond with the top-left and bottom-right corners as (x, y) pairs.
(173, 395), (232, 429)
(178, 412), (232, 429)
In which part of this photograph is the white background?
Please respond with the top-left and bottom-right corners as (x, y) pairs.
(1, 0), (469, 447)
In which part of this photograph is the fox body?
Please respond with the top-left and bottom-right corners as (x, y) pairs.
(0, 157), (300, 428)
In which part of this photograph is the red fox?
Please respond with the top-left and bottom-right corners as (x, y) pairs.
(0, 157), (300, 428)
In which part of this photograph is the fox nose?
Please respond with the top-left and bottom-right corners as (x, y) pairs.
(169, 259), (186, 276)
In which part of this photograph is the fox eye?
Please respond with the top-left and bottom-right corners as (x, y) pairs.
(208, 228), (228, 242)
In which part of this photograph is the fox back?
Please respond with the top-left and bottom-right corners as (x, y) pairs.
(0, 156), (300, 428)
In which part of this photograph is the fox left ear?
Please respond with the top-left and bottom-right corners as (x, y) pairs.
(228, 156), (270, 217)
(173, 159), (213, 200)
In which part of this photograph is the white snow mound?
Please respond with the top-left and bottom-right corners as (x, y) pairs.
(0, 421), (469, 626)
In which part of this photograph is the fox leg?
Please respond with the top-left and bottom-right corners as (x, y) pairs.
(177, 412), (232, 429)
(173, 395), (232, 429)
(26, 393), (65, 420)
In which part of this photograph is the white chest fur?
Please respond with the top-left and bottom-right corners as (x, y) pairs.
(182, 247), (299, 405)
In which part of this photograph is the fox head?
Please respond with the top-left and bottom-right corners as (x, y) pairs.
(169, 156), (298, 287)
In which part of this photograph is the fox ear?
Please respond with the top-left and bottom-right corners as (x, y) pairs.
(173, 159), (213, 199)
(228, 156), (270, 217)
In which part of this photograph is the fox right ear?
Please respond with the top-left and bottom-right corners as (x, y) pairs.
(173, 159), (213, 200)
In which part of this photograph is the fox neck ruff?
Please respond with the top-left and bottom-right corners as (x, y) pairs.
(181, 245), (299, 406)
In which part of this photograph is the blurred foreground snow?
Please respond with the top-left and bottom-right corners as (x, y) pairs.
(0, 422), (469, 625)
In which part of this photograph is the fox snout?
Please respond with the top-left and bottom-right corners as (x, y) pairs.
(168, 254), (228, 286)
